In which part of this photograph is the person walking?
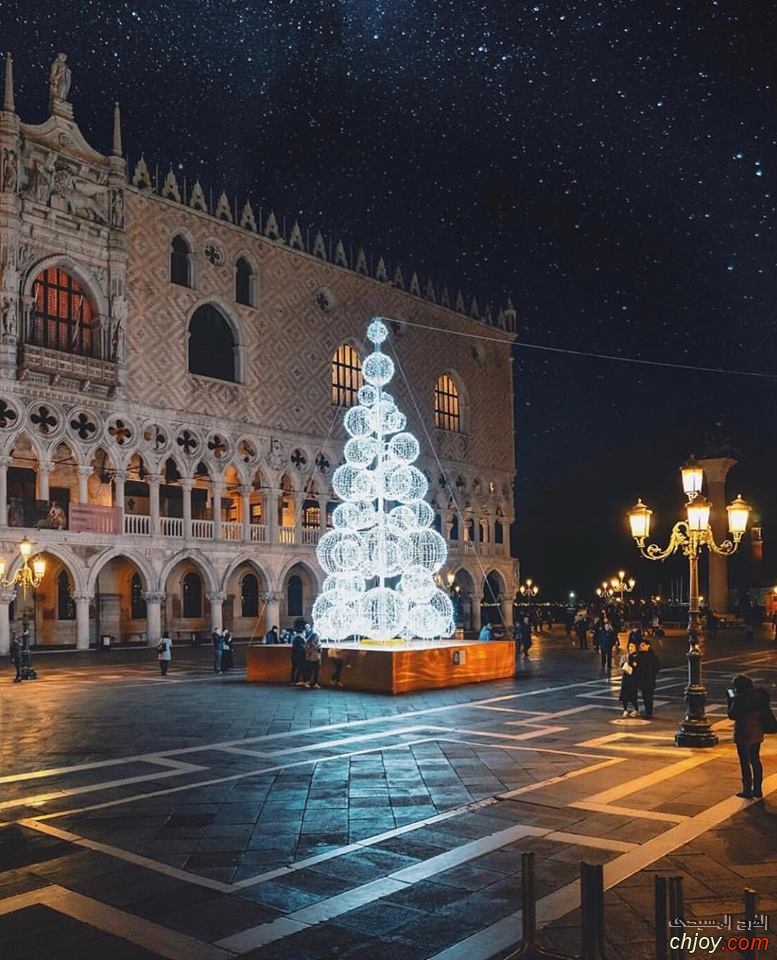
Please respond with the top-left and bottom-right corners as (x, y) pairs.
(636, 637), (661, 718)
(619, 639), (640, 717)
(157, 631), (172, 676)
(574, 615), (588, 650)
(221, 629), (233, 671)
(212, 628), (224, 674)
(727, 675), (770, 799)
(597, 621), (618, 676)
(517, 616), (533, 658)
(10, 633), (22, 682)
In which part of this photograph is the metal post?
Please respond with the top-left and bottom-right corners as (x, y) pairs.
(675, 546), (718, 747)
(655, 876), (668, 960)
(668, 877), (684, 960)
(743, 888), (757, 960)
(580, 862), (606, 959)
(521, 852), (537, 949)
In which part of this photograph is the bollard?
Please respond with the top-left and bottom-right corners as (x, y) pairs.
(522, 852), (538, 948)
(668, 877), (684, 960)
(655, 876), (668, 960)
(742, 888), (757, 960)
(580, 862), (606, 959)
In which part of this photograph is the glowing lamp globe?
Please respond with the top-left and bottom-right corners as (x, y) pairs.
(726, 494), (751, 538)
(686, 495), (711, 533)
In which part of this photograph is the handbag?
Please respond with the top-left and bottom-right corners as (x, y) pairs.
(762, 705), (777, 735)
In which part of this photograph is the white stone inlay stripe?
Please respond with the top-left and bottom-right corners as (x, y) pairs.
(0, 885), (233, 960)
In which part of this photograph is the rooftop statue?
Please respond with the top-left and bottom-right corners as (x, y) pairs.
(49, 53), (71, 104)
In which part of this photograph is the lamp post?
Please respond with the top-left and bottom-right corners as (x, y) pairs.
(1, 537), (46, 642)
(610, 570), (636, 606)
(628, 464), (750, 747)
(518, 578), (539, 627)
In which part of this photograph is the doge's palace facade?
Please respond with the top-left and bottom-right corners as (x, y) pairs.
(0, 55), (518, 653)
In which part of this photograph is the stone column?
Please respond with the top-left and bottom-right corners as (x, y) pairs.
(77, 465), (92, 504)
(113, 469), (127, 510)
(0, 455), (9, 528)
(318, 495), (328, 534)
(38, 459), (53, 501)
(207, 591), (225, 634)
(149, 473), (161, 536)
(293, 494), (303, 543)
(240, 485), (252, 542)
(144, 591), (165, 646)
(501, 595), (513, 630)
(212, 478), (224, 540)
(699, 456), (737, 614)
(264, 591), (281, 632)
(470, 592), (482, 632)
(72, 592), (92, 650)
(181, 479), (193, 539)
(0, 586), (15, 655)
(266, 488), (279, 544)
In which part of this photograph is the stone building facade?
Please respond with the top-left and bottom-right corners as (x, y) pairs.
(0, 55), (518, 653)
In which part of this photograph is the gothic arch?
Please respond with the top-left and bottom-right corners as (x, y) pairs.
(234, 250), (259, 308)
(273, 558), (320, 596)
(169, 228), (198, 288)
(8, 541), (87, 593)
(158, 548), (219, 595)
(4, 430), (46, 463)
(186, 298), (245, 383)
(23, 255), (109, 318)
(220, 555), (270, 593)
(434, 369), (470, 434)
(86, 546), (156, 595)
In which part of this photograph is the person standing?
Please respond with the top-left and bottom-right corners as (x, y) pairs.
(619, 639), (640, 717)
(636, 637), (661, 718)
(597, 622), (618, 676)
(157, 632), (172, 676)
(265, 625), (279, 645)
(574, 615), (588, 650)
(290, 628), (307, 685)
(305, 630), (322, 688)
(478, 622), (493, 641)
(727, 674), (769, 799)
(517, 616), (532, 658)
(10, 633), (22, 682)
(221, 629), (233, 671)
(212, 628), (224, 674)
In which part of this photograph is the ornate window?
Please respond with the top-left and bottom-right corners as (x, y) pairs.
(434, 374), (461, 432)
(130, 573), (146, 619)
(302, 500), (320, 529)
(331, 344), (363, 407)
(182, 571), (202, 618)
(188, 304), (236, 382)
(30, 268), (97, 358)
(287, 575), (303, 617)
(57, 570), (75, 621)
(235, 257), (255, 306)
(241, 573), (259, 618)
(170, 234), (192, 287)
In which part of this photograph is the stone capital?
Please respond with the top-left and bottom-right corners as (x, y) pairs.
(71, 592), (92, 604)
(39, 459), (54, 474)
(0, 586), (17, 604)
(113, 469), (128, 483)
(143, 591), (166, 605)
(78, 465), (93, 478)
(206, 591), (226, 604)
(0, 455), (10, 469)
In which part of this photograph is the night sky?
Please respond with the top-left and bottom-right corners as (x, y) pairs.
(3, 0), (776, 599)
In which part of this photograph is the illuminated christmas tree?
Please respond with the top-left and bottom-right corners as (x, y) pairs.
(313, 318), (454, 641)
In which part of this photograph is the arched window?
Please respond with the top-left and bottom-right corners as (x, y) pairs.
(188, 304), (236, 382)
(287, 575), (303, 617)
(495, 521), (504, 545)
(450, 515), (459, 540)
(170, 234), (192, 287)
(182, 571), (202, 618)
(302, 500), (320, 529)
(235, 257), (254, 306)
(57, 570), (75, 620)
(332, 344), (363, 407)
(130, 572), (146, 619)
(30, 268), (97, 358)
(241, 573), (259, 618)
(434, 374), (461, 432)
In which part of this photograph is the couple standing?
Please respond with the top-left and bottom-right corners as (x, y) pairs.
(619, 633), (661, 718)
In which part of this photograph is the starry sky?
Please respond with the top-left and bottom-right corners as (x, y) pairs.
(3, 0), (776, 599)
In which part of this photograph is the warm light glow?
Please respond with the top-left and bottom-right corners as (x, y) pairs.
(0, 558), (5, 579)
(629, 499), (652, 542)
(19, 538), (32, 560)
(618, 570), (625, 580)
(726, 494), (751, 537)
(686, 494), (711, 532)
(33, 558), (46, 579)
(681, 460), (704, 499)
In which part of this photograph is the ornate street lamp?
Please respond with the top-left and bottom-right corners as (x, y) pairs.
(0, 537), (46, 590)
(518, 578), (539, 624)
(628, 468), (751, 747)
(610, 570), (636, 606)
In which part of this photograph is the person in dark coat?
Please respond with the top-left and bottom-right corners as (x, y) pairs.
(618, 639), (640, 716)
(10, 633), (22, 682)
(574, 616), (588, 650)
(636, 638), (661, 718)
(516, 616), (532, 658)
(727, 674), (769, 799)
(596, 622), (618, 676)
(221, 629), (233, 671)
(290, 628), (307, 686)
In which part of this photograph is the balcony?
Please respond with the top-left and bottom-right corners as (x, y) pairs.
(160, 517), (184, 538)
(221, 521), (242, 541)
(68, 504), (122, 535)
(278, 526), (296, 545)
(191, 519), (214, 540)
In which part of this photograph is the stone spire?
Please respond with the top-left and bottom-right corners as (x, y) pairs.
(112, 102), (122, 157)
(3, 54), (14, 113)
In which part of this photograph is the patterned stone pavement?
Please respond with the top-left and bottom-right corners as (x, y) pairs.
(0, 629), (776, 959)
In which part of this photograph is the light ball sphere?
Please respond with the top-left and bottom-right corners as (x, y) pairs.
(362, 352), (395, 387)
(332, 499), (377, 530)
(359, 586), (406, 640)
(387, 432), (419, 465)
(344, 405), (374, 437)
(332, 463), (375, 501)
(366, 318), (389, 344)
(408, 528), (447, 571)
(398, 565), (439, 602)
(317, 529), (365, 574)
(363, 527), (412, 577)
(344, 435), (378, 468)
(357, 384), (378, 407)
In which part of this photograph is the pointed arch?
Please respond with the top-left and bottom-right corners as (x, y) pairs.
(158, 548), (219, 595)
(170, 231), (194, 287)
(434, 371), (468, 433)
(332, 343), (363, 408)
(187, 300), (244, 383)
(234, 252), (258, 307)
(86, 545), (156, 595)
